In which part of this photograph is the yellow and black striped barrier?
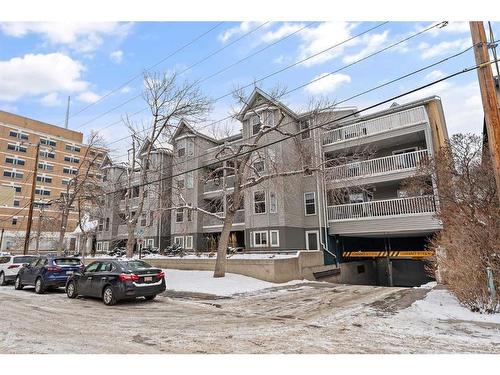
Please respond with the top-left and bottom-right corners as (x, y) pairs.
(343, 250), (434, 258)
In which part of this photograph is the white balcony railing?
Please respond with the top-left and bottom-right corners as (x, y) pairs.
(327, 195), (436, 221)
(322, 106), (427, 146)
(325, 149), (428, 181)
(204, 175), (235, 193)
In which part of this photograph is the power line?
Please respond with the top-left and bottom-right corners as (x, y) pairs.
(68, 22), (225, 121)
(102, 59), (499, 197)
(105, 21), (451, 161)
(73, 21), (272, 130)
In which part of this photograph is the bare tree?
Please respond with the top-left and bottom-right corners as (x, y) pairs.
(122, 71), (212, 258)
(403, 133), (499, 313)
(55, 131), (106, 254)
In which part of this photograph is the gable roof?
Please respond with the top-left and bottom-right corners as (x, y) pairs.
(170, 118), (218, 144)
(236, 87), (298, 121)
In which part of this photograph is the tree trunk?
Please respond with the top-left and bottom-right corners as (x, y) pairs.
(213, 209), (236, 278)
(126, 223), (135, 258)
(57, 211), (69, 255)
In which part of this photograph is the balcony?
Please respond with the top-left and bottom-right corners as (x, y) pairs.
(202, 210), (245, 232)
(203, 175), (235, 194)
(322, 106), (428, 147)
(327, 195), (441, 236)
(325, 149), (428, 184)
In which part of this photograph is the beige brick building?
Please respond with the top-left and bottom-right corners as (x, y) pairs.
(0, 110), (105, 252)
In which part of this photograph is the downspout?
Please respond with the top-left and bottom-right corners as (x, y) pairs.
(157, 154), (162, 250)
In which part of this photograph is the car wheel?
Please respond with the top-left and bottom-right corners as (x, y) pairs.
(14, 275), (23, 290)
(0, 272), (6, 286)
(35, 277), (45, 294)
(66, 281), (77, 299)
(102, 286), (117, 306)
(144, 295), (156, 301)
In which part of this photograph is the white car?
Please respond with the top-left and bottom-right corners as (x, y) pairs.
(0, 254), (38, 286)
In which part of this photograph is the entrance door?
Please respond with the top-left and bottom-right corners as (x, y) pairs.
(305, 230), (320, 251)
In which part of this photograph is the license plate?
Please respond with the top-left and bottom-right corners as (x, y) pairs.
(66, 271), (74, 275)
(144, 276), (152, 282)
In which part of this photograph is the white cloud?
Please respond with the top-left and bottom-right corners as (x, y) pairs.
(260, 22), (305, 43)
(218, 22), (263, 43)
(0, 22), (132, 53)
(0, 103), (18, 113)
(120, 85), (132, 94)
(0, 53), (88, 101)
(305, 73), (351, 94)
(425, 21), (470, 37)
(109, 50), (123, 63)
(341, 30), (389, 64)
(419, 38), (470, 59)
(40, 92), (62, 107)
(424, 70), (446, 81)
(77, 91), (101, 103)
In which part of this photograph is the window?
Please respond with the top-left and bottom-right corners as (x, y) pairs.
(187, 139), (194, 156)
(85, 262), (100, 272)
(263, 110), (274, 126)
(176, 208), (184, 222)
(187, 204), (193, 221)
(13, 199), (20, 207)
(98, 219), (104, 231)
(64, 156), (80, 164)
(253, 191), (266, 214)
(102, 242), (109, 252)
(35, 188), (50, 196)
(177, 179), (185, 189)
(7, 144), (27, 153)
(300, 119), (311, 139)
(62, 179), (71, 186)
(140, 215), (147, 226)
(5, 157), (25, 166)
(253, 160), (265, 173)
(65, 144), (81, 152)
(251, 115), (261, 135)
(39, 149), (55, 159)
(146, 239), (155, 247)
(63, 167), (77, 175)
(177, 145), (185, 157)
(305, 231), (319, 251)
(132, 186), (140, 198)
(253, 231), (268, 247)
(186, 172), (194, 189)
(174, 236), (184, 247)
(13, 186), (21, 193)
(269, 192), (277, 213)
(36, 175), (52, 183)
(185, 236), (193, 249)
(304, 192), (316, 216)
(270, 230), (279, 247)
(12, 217), (18, 225)
(38, 162), (54, 171)
(105, 218), (110, 231)
(40, 138), (56, 147)
(3, 170), (23, 179)
(9, 130), (28, 140)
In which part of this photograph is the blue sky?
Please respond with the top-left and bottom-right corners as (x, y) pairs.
(0, 21), (499, 160)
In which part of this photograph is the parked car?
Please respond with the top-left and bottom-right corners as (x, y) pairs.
(66, 259), (166, 305)
(15, 256), (84, 294)
(0, 255), (38, 286)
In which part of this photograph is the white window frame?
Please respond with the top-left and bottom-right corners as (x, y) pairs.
(269, 192), (277, 214)
(146, 239), (155, 247)
(253, 190), (266, 214)
(252, 231), (268, 248)
(251, 115), (261, 135)
(102, 242), (109, 252)
(186, 138), (194, 156)
(305, 230), (320, 251)
(96, 242), (102, 252)
(270, 230), (280, 247)
(174, 236), (184, 247)
(304, 192), (317, 216)
(175, 208), (184, 223)
(185, 236), (193, 250)
(186, 172), (194, 189)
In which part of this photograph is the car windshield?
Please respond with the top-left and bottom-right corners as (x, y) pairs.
(122, 260), (152, 271)
(53, 258), (81, 266)
(13, 256), (37, 264)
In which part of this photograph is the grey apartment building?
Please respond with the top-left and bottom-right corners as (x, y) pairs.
(97, 88), (448, 285)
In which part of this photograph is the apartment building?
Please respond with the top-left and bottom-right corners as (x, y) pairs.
(95, 142), (172, 253)
(0, 110), (106, 252)
(170, 88), (448, 286)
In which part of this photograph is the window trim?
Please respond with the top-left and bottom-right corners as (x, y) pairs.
(175, 208), (184, 223)
(253, 190), (266, 214)
(270, 230), (280, 247)
(185, 236), (193, 250)
(269, 192), (277, 214)
(304, 192), (317, 216)
(305, 230), (320, 251)
(174, 236), (184, 247)
(252, 231), (268, 248)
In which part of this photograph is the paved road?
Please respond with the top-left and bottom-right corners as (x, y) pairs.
(0, 283), (498, 354)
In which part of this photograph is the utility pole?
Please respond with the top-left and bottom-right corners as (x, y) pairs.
(23, 142), (40, 255)
(35, 203), (47, 254)
(470, 21), (500, 202)
(0, 228), (4, 251)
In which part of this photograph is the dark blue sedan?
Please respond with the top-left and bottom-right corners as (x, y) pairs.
(15, 256), (84, 294)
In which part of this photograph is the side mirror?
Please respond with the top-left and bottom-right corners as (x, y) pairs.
(24, 263), (31, 268)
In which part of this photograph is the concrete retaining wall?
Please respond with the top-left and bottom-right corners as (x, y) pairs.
(84, 251), (326, 283)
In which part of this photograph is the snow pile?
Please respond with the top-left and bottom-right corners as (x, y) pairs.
(413, 281), (437, 290)
(164, 269), (305, 296)
(401, 288), (500, 324)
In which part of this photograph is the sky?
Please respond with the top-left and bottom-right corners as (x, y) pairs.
(0, 21), (499, 161)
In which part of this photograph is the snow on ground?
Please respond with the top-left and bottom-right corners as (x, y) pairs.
(403, 287), (500, 324)
(164, 269), (305, 296)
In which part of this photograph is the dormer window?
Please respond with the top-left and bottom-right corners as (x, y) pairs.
(251, 115), (261, 135)
(300, 119), (311, 139)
